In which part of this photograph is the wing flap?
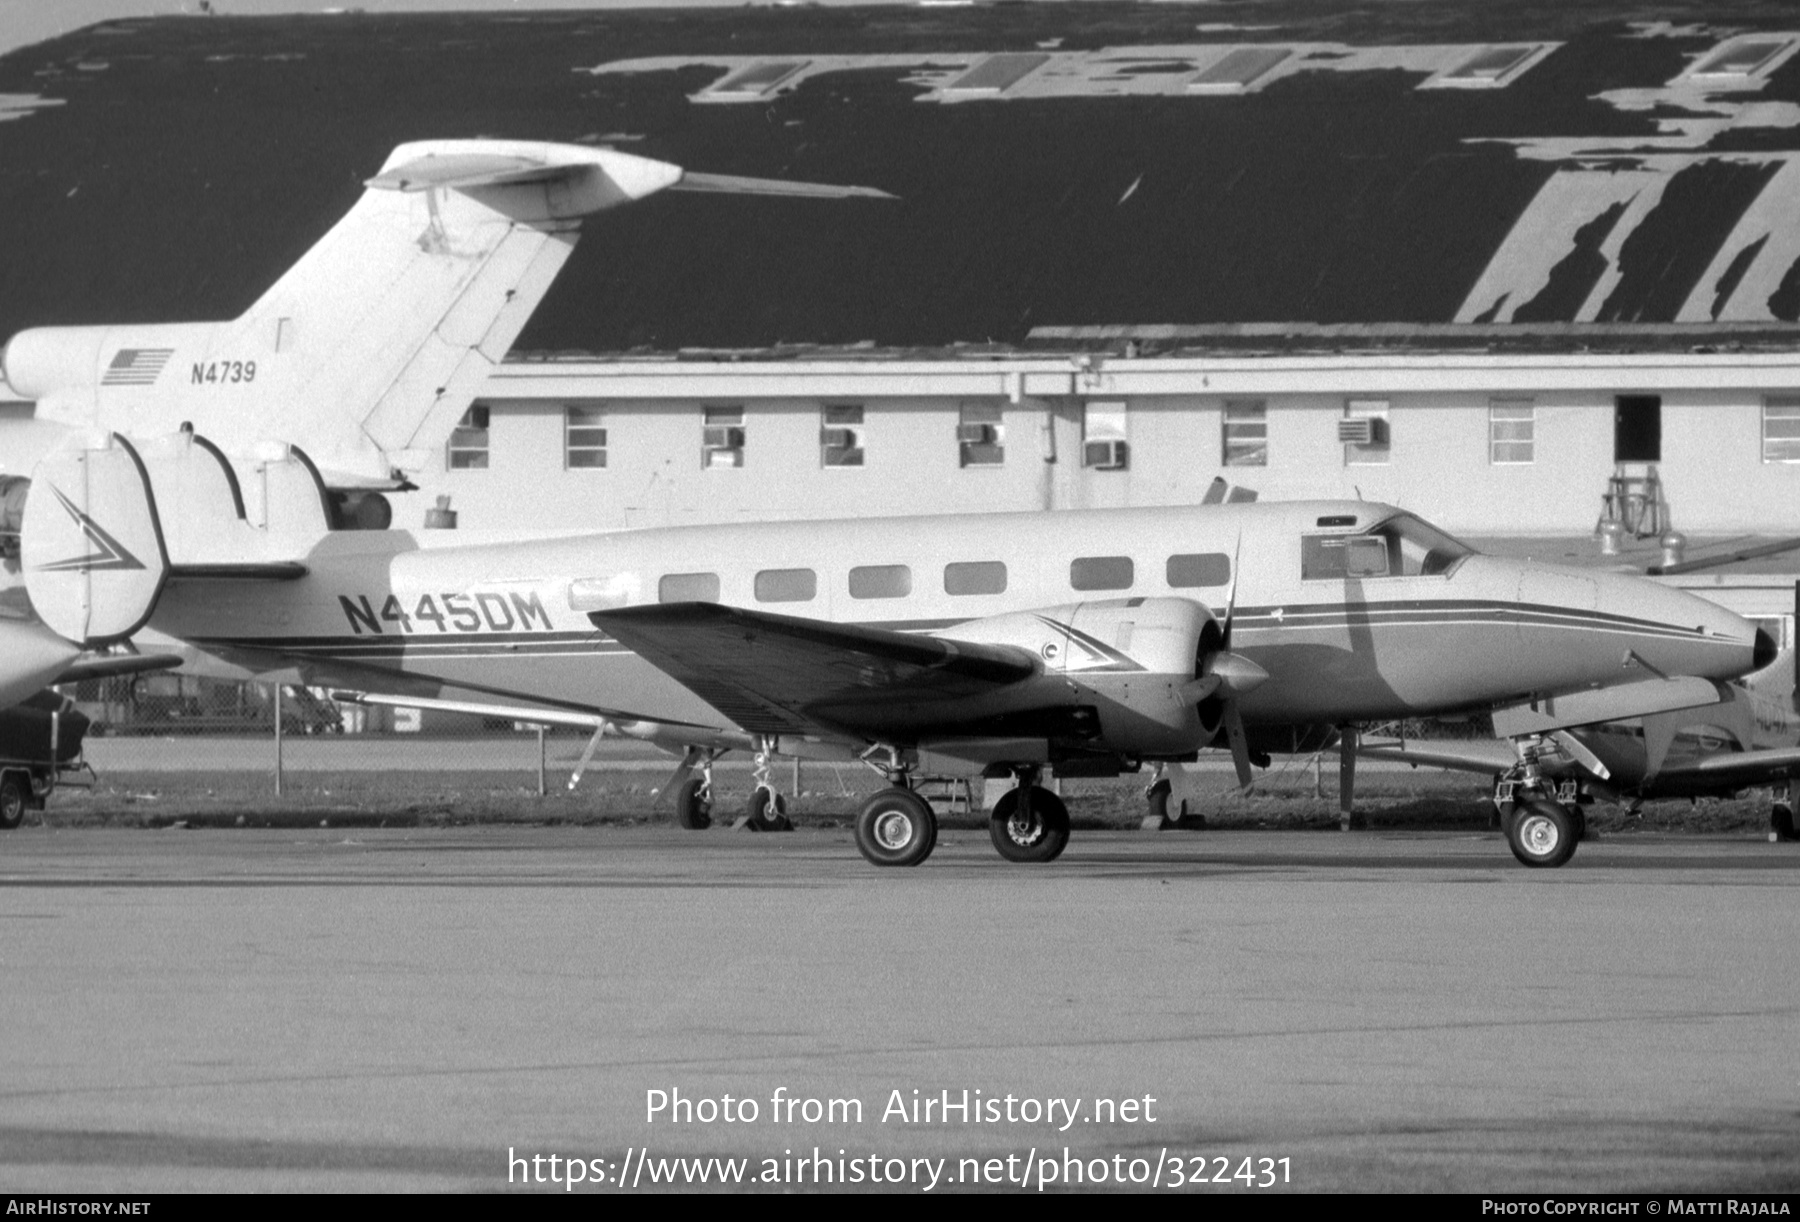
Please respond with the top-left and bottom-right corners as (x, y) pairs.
(589, 603), (1036, 737)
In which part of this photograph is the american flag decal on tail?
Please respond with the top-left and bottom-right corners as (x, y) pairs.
(101, 347), (173, 387)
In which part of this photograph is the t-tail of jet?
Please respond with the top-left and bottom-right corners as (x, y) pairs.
(0, 140), (893, 489)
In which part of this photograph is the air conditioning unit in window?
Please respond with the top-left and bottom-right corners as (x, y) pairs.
(957, 423), (996, 445)
(1337, 418), (1380, 445)
(820, 428), (857, 449)
(703, 426), (746, 449)
(1083, 439), (1128, 470)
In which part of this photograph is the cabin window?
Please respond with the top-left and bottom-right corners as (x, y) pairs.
(1342, 398), (1390, 466)
(822, 405), (865, 467)
(565, 405), (607, 469)
(755, 568), (817, 603)
(447, 404), (490, 470)
(1071, 555), (1134, 591)
(1302, 534), (1390, 580)
(1763, 397), (1800, 463)
(849, 564), (911, 600)
(958, 403), (1005, 467)
(1489, 399), (1534, 464)
(1222, 400), (1267, 467)
(659, 572), (720, 603)
(703, 406), (746, 469)
(944, 560), (1007, 596)
(1166, 552), (1231, 588)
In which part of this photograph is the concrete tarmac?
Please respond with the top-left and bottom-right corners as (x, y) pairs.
(0, 824), (1796, 1193)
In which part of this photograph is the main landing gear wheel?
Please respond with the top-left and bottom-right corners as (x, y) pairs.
(673, 777), (712, 830)
(989, 785), (1070, 864)
(0, 776), (23, 830)
(744, 786), (792, 832)
(854, 788), (937, 867)
(1506, 798), (1578, 869)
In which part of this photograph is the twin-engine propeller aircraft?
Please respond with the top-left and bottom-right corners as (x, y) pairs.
(0, 139), (1774, 866)
(1362, 623), (1800, 853)
(13, 436), (1774, 867)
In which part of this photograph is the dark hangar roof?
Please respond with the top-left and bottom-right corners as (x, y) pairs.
(4, 3), (1800, 355)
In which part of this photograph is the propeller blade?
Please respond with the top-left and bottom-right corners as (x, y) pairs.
(1639, 711), (1681, 782)
(1224, 702), (1254, 789)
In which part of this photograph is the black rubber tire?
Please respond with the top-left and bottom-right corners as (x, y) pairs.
(673, 777), (712, 830)
(1145, 777), (1171, 822)
(1506, 798), (1578, 869)
(0, 775), (25, 830)
(745, 786), (792, 831)
(854, 788), (936, 867)
(989, 785), (1070, 863)
(1772, 804), (1796, 842)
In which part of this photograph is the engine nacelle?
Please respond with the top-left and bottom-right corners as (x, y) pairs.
(2, 323), (222, 415)
(944, 596), (1221, 757)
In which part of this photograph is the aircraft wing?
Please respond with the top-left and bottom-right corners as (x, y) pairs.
(1650, 745), (1800, 790)
(1358, 737), (1518, 775)
(588, 603), (1036, 738)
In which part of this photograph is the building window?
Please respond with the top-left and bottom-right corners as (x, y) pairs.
(1070, 556), (1134, 591)
(565, 405), (607, 469)
(1082, 400), (1128, 470)
(754, 568), (817, 603)
(659, 572), (720, 603)
(1489, 399), (1534, 464)
(958, 403), (1005, 467)
(1342, 399), (1390, 466)
(1222, 400), (1267, 467)
(1764, 397), (1800, 463)
(849, 564), (911, 600)
(447, 404), (490, 470)
(822, 404), (865, 467)
(944, 561), (1007, 596)
(702, 406), (745, 469)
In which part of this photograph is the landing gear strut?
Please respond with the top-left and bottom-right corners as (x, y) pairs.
(990, 768), (1070, 864)
(1141, 763), (1204, 830)
(741, 737), (792, 831)
(1496, 739), (1580, 868)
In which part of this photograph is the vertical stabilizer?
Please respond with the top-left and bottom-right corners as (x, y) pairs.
(3, 141), (686, 486)
(20, 434), (170, 647)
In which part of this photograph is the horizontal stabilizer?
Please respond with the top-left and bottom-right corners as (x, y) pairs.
(590, 602), (1035, 737)
(56, 651), (183, 684)
(366, 145), (682, 202)
(672, 171), (898, 200)
(168, 563), (308, 581)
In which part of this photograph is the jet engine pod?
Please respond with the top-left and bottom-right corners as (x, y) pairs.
(0, 327), (110, 401)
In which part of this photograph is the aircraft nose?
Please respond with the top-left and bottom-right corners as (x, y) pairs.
(1591, 570), (1766, 682)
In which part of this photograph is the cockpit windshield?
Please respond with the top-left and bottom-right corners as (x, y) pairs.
(1300, 513), (1475, 581)
(1364, 513), (1475, 577)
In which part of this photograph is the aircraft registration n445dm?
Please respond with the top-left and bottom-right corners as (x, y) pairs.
(17, 450), (1774, 868)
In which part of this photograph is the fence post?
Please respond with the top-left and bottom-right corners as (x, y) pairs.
(273, 684), (284, 796)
